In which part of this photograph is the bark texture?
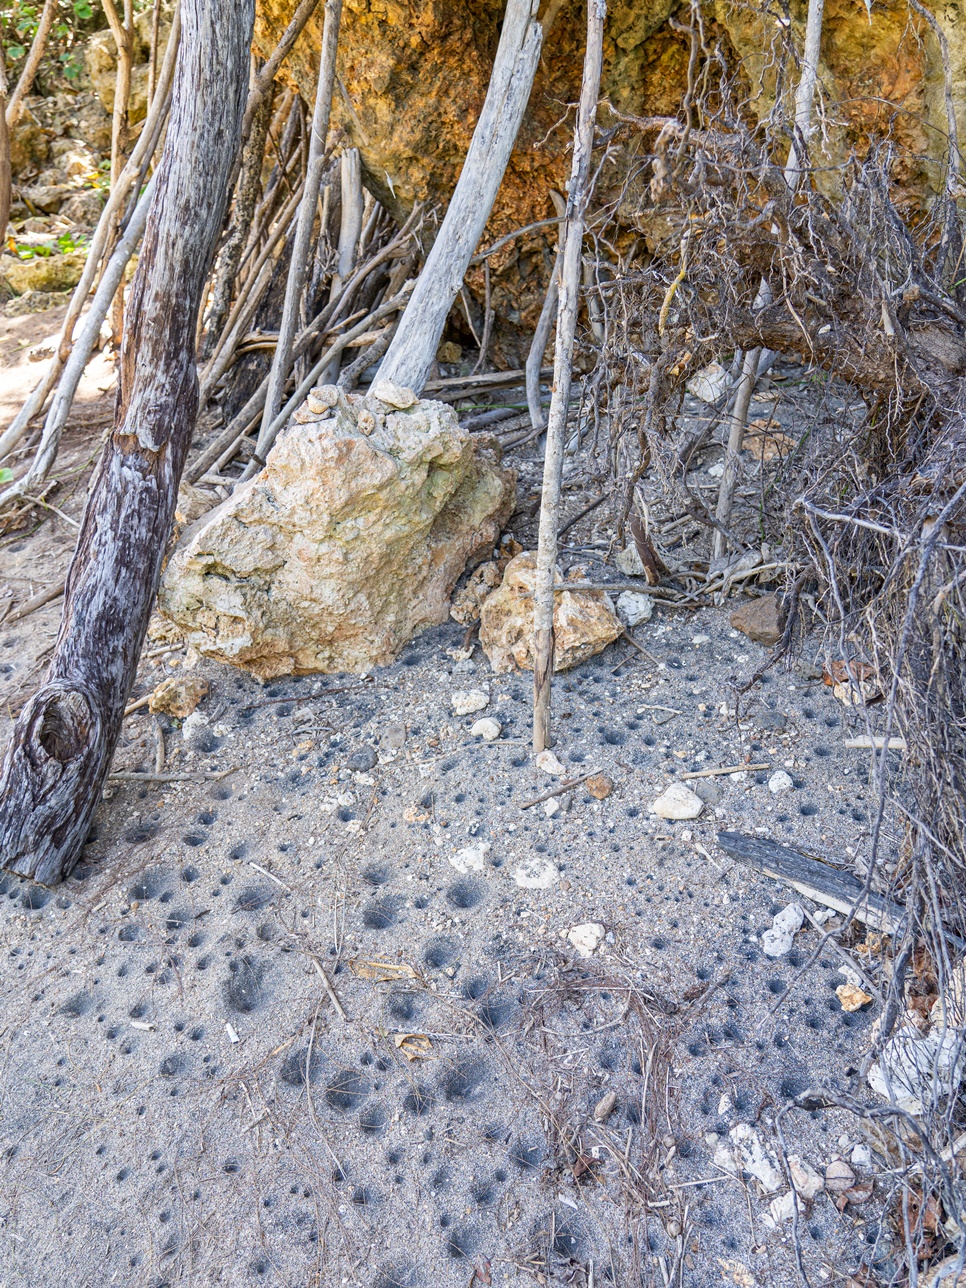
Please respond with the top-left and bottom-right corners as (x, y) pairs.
(0, 0), (255, 886)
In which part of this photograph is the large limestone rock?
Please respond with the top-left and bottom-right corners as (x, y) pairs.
(479, 552), (622, 674)
(158, 385), (515, 679)
(0, 249), (87, 296)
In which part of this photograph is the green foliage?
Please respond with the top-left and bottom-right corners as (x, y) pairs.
(0, 469), (12, 483)
(11, 229), (88, 258)
(0, 1), (103, 92)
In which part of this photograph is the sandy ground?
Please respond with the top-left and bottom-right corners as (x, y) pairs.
(0, 352), (901, 1288)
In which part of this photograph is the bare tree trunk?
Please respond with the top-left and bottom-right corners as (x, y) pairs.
(256, 0), (343, 460)
(0, 63), (11, 242)
(4, 0), (57, 127)
(376, 0), (543, 394)
(526, 190), (565, 431)
(0, 0), (255, 887)
(532, 0), (605, 753)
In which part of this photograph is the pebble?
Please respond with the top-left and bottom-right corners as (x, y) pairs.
(761, 902), (804, 957)
(452, 689), (489, 716)
(346, 747), (377, 772)
(566, 922), (605, 957)
(543, 798), (560, 817)
(651, 782), (704, 820)
(593, 1090), (618, 1122)
(850, 1142), (872, 1168)
(585, 774), (613, 800)
(535, 749), (566, 777)
(788, 1156), (824, 1200)
(836, 982), (873, 1012)
(824, 1159), (856, 1193)
(615, 545), (647, 577)
(470, 717), (501, 741)
(768, 769), (794, 794)
(616, 591), (653, 626)
(379, 723), (406, 749)
(513, 856), (559, 889)
(449, 843), (490, 874)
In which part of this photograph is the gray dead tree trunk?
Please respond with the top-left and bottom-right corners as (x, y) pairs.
(532, 0), (605, 753)
(0, 0), (255, 887)
(375, 0), (543, 394)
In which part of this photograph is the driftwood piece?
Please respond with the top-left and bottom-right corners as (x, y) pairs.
(716, 831), (904, 932)
(0, 0), (254, 886)
(257, 0), (343, 458)
(376, 0), (543, 394)
(532, 0), (605, 753)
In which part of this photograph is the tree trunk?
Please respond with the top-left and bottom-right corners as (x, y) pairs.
(4, 0), (57, 128)
(375, 0), (543, 394)
(0, 0), (255, 887)
(531, 0), (605, 753)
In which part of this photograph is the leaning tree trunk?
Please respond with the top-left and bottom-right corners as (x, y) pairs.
(375, 0), (543, 394)
(0, 0), (255, 887)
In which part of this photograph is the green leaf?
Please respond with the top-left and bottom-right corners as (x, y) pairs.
(0, 470), (13, 484)
(7, 44), (25, 60)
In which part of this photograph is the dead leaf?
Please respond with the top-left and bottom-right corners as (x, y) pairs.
(844, 1182), (875, 1205)
(823, 658), (876, 686)
(742, 422), (797, 462)
(348, 959), (417, 982)
(718, 1259), (755, 1288)
(393, 1032), (432, 1061)
(836, 983), (873, 1012)
(572, 1153), (596, 1182)
(593, 1090), (618, 1122)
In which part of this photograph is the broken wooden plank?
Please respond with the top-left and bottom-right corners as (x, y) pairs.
(715, 830), (904, 932)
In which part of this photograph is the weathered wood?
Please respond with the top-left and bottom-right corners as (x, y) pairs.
(4, 0), (56, 128)
(532, 0), (605, 753)
(716, 831), (904, 932)
(376, 0), (544, 395)
(0, 0), (255, 887)
(257, 0), (343, 459)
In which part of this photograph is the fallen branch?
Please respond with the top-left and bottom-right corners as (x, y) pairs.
(519, 767), (604, 809)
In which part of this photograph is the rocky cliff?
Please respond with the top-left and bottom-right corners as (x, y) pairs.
(253, 0), (966, 345)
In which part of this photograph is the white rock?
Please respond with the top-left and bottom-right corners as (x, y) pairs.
(767, 1192), (797, 1224)
(535, 749), (567, 777)
(730, 1123), (783, 1193)
(616, 591), (653, 627)
(513, 856), (559, 889)
(717, 1092), (733, 1116)
(181, 710), (209, 743)
(369, 380), (418, 410)
(452, 689), (489, 716)
(567, 923), (605, 957)
(615, 545), (647, 577)
(850, 1142), (872, 1168)
(762, 903), (805, 957)
(651, 782), (704, 820)
(707, 461), (725, 478)
(691, 633), (711, 646)
(788, 1156), (824, 1200)
(470, 717), (501, 741)
(543, 798), (561, 818)
(449, 843), (491, 874)
(687, 361), (731, 404)
(768, 770), (794, 794)
(868, 1023), (965, 1116)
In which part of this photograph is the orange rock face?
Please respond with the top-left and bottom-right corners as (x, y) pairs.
(253, 0), (965, 347)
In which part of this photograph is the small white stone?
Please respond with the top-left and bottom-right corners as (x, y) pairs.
(651, 782), (704, 820)
(452, 689), (489, 716)
(308, 383), (340, 410)
(449, 843), (490, 874)
(768, 1191), (797, 1224)
(691, 634), (711, 645)
(788, 1156), (825, 1200)
(615, 545), (647, 577)
(543, 797), (561, 817)
(566, 922), (605, 957)
(707, 461), (725, 478)
(617, 591), (653, 627)
(768, 770), (794, 794)
(370, 380), (418, 410)
(513, 856), (559, 889)
(470, 717), (501, 741)
(850, 1142), (872, 1168)
(686, 360), (731, 404)
(535, 749), (567, 777)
